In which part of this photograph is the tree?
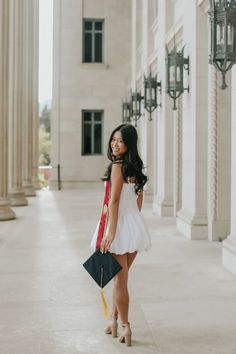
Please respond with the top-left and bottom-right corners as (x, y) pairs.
(40, 105), (51, 133)
(38, 125), (51, 166)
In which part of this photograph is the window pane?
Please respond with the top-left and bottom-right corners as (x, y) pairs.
(94, 112), (102, 121)
(94, 124), (102, 154)
(84, 33), (92, 62)
(95, 33), (102, 62)
(84, 21), (92, 30)
(95, 21), (103, 30)
(83, 124), (92, 154)
(84, 111), (92, 122)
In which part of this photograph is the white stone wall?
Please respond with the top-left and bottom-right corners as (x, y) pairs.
(51, 0), (131, 187)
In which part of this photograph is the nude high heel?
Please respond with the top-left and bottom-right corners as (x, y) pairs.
(119, 322), (132, 346)
(104, 316), (118, 338)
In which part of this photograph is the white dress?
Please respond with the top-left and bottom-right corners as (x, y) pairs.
(90, 182), (151, 255)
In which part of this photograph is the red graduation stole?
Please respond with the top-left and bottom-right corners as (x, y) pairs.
(96, 180), (111, 249)
(95, 180), (111, 318)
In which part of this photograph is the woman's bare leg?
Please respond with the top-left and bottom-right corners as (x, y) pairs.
(110, 251), (137, 319)
(127, 251), (137, 269)
(111, 278), (118, 318)
(111, 253), (130, 323)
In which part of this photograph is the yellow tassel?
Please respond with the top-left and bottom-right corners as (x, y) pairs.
(100, 287), (109, 319)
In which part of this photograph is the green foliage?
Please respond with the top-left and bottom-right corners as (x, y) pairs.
(38, 172), (49, 188)
(40, 105), (51, 133)
(39, 125), (51, 166)
(38, 104), (51, 169)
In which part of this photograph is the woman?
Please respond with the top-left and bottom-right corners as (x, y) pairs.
(91, 123), (151, 346)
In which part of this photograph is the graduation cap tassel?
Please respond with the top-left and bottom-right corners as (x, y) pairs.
(100, 287), (109, 319)
(100, 265), (109, 318)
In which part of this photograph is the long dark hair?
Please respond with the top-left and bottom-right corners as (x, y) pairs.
(103, 124), (148, 194)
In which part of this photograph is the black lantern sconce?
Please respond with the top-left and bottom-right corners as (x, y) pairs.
(166, 45), (189, 110)
(125, 74), (161, 127)
(130, 90), (143, 127)
(209, 0), (236, 89)
(143, 73), (161, 121)
(122, 102), (131, 123)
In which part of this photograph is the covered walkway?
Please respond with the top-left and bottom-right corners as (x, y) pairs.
(0, 186), (236, 354)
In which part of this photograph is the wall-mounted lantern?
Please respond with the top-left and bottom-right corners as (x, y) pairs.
(143, 73), (161, 120)
(130, 90), (143, 127)
(209, 0), (236, 89)
(122, 102), (131, 123)
(166, 45), (189, 110)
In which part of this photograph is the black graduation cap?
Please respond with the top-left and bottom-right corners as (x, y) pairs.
(83, 249), (122, 318)
(83, 248), (122, 288)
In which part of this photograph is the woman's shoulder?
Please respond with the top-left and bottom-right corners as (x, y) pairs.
(110, 159), (123, 173)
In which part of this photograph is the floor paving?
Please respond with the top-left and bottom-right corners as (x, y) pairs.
(0, 186), (236, 354)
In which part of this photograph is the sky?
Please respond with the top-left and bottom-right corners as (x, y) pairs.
(39, 0), (53, 103)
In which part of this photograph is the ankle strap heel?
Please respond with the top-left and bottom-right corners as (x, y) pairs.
(104, 316), (118, 337)
(119, 322), (132, 346)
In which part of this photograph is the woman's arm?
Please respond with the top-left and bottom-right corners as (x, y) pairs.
(137, 189), (143, 211)
(100, 163), (123, 253)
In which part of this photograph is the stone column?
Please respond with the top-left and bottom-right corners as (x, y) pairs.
(153, 0), (174, 216)
(173, 98), (183, 216)
(0, 0), (16, 220)
(22, 0), (36, 196)
(31, 0), (40, 190)
(222, 66), (236, 275)
(50, 0), (61, 189)
(138, 0), (147, 185)
(208, 67), (231, 241)
(8, 0), (28, 206)
(176, 4), (208, 239)
(139, 0), (154, 197)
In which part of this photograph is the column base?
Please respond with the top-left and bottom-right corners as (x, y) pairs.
(208, 220), (230, 241)
(177, 209), (208, 240)
(8, 192), (28, 206)
(153, 195), (174, 216)
(33, 176), (41, 190)
(0, 199), (16, 220)
(222, 236), (236, 275)
(24, 184), (36, 197)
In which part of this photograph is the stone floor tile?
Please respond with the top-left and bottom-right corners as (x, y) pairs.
(0, 187), (236, 353)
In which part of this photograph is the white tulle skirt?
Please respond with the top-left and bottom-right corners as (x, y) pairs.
(90, 210), (151, 255)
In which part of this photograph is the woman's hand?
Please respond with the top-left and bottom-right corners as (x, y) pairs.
(100, 234), (115, 254)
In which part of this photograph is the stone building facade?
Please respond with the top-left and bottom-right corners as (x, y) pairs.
(0, 0), (39, 221)
(1, 0), (234, 274)
(136, 0), (236, 275)
(50, 0), (132, 187)
(51, 0), (236, 275)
